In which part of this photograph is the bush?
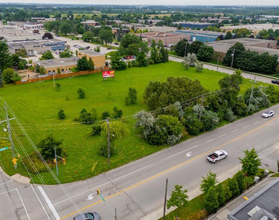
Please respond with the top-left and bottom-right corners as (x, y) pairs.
(98, 141), (116, 157)
(79, 108), (93, 124)
(58, 109), (66, 119)
(244, 176), (254, 189)
(91, 124), (101, 136)
(125, 87), (137, 105)
(2, 68), (15, 84)
(11, 72), (22, 82)
(55, 83), (61, 91)
(224, 108), (237, 122)
(77, 88), (85, 99)
(234, 171), (245, 193)
(113, 106), (123, 118)
(22, 152), (52, 174)
(102, 111), (110, 119)
(228, 177), (240, 198)
(204, 187), (219, 214)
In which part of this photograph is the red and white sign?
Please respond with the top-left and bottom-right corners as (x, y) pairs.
(103, 70), (115, 78)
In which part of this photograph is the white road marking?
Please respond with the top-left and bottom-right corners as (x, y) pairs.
(31, 185), (51, 220)
(87, 194), (95, 200)
(254, 121), (260, 124)
(38, 186), (60, 220)
(219, 134), (226, 138)
(186, 152), (192, 157)
(16, 188), (31, 220)
(207, 139), (214, 142)
(267, 123), (274, 126)
(243, 125), (249, 129)
(0, 188), (16, 196)
(232, 129), (238, 133)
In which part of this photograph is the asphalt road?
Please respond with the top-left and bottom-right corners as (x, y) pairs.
(1, 104), (279, 220)
(169, 56), (276, 85)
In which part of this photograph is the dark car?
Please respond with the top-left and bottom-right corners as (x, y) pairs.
(73, 212), (101, 220)
(107, 47), (112, 50)
(114, 42), (119, 45)
(271, 79), (279, 85)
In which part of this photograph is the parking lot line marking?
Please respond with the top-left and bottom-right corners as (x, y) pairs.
(16, 188), (31, 220)
(243, 196), (249, 200)
(38, 186), (60, 220)
(31, 185), (51, 220)
(59, 115), (279, 220)
(232, 129), (238, 133)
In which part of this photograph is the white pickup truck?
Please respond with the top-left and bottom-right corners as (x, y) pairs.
(207, 150), (228, 163)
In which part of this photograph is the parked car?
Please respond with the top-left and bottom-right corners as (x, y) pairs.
(207, 150), (228, 163)
(55, 34), (60, 37)
(107, 47), (112, 50)
(271, 80), (279, 85)
(131, 55), (136, 59)
(262, 110), (274, 118)
(73, 212), (101, 220)
(85, 46), (90, 49)
(122, 57), (127, 59)
(114, 42), (119, 45)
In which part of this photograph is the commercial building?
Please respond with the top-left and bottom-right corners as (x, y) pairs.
(138, 19), (162, 25)
(8, 39), (66, 56)
(221, 23), (279, 35)
(81, 20), (98, 27)
(174, 29), (221, 42)
(0, 26), (42, 41)
(227, 178), (279, 220)
(111, 27), (130, 35)
(77, 50), (106, 68)
(33, 57), (79, 74)
(137, 32), (190, 44)
(206, 38), (279, 61)
(172, 22), (215, 29)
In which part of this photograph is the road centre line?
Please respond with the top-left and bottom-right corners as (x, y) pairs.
(58, 115), (279, 220)
(218, 134), (226, 138)
(16, 188), (31, 220)
(232, 129), (238, 133)
(38, 186), (60, 220)
(55, 144), (200, 206)
(31, 185), (51, 220)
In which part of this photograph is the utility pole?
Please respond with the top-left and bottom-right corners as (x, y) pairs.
(217, 56), (219, 71)
(54, 147), (59, 176)
(106, 118), (110, 165)
(163, 178), (168, 220)
(248, 76), (257, 106)
(199, 95), (204, 120)
(184, 41), (188, 57)
(231, 49), (235, 68)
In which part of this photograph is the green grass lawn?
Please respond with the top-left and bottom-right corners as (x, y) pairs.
(0, 61), (269, 184)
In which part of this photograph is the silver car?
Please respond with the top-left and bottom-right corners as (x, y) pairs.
(262, 110), (274, 118)
(73, 212), (101, 220)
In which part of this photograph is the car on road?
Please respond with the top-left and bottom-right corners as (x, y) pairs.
(107, 47), (112, 50)
(73, 212), (101, 220)
(262, 110), (274, 118)
(207, 150), (228, 163)
(271, 79), (279, 85)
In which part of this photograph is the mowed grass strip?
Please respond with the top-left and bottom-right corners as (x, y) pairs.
(0, 61), (267, 184)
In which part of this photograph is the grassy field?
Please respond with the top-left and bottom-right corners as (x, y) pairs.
(0, 61), (268, 184)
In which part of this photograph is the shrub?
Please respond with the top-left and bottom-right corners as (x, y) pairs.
(22, 152), (52, 174)
(113, 106), (123, 118)
(98, 141), (116, 157)
(125, 87), (137, 105)
(228, 177), (240, 198)
(195, 61), (203, 72)
(91, 124), (101, 136)
(234, 171), (245, 193)
(77, 88), (85, 99)
(79, 108), (93, 124)
(204, 187), (219, 214)
(224, 108), (237, 122)
(11, 72), (22, 82)
(58, 109), (66, 119)
(55, 83), (61, 91)
(2, 68), (15, 83)
(217, 184), (226, 207)
(244, 176), (254, 189)
(102, 111), (110, 119)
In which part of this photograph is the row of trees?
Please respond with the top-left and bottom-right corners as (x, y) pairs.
(223, 42), (278, 74)
(135, 71), (279, 146)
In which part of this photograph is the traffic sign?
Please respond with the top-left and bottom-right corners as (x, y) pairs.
(0, 147), (9, 152)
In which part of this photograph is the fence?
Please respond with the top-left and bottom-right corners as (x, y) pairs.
(14, 67), (109, 85)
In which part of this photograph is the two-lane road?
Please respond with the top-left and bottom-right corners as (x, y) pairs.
(1, 105), (279, 220)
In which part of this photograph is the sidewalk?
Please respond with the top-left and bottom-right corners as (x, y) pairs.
(140, 164), (242, 220)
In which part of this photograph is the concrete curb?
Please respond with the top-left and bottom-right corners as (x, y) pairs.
(0, 165), (30, 185)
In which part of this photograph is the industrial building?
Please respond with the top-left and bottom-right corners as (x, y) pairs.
(206, 38), (279, 61)
(81, 20), (98, 27)
(8, 39), (66, 56)
(0, 26), (42, 41)
(227, 178), (279, 220)
(221, 23), (279, 35)
(172, 22), (215, 29)
(174, 29), (221, 42)
(77, 50), (106, 68)
(33, 57), (79, 74)
(137, 32), (190, 44)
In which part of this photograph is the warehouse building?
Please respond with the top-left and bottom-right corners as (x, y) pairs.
(137, 32), (190, 44)
(174, 29), (221, 42)
(172, 22), (215, 29)
(0, 26), (42, 41)
(77, 50), (106, 68)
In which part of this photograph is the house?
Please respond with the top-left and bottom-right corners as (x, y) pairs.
(33, 57), (79, 74)
(77, 50), (106, 68)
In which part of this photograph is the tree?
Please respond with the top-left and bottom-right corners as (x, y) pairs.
(37, 134), (64, 160)
(60, 22), (72, 35)
(175, 39), (189, 57)
(82, 31), (94, 42)
(222, 43), (245, 68)
(200, 171), (218, 194)
(58, 109), (65, 119)
(18, 61), (26, 70)
(167, 185), (189, 218)
(234, 171), (245, 193)
(2, 68), (15, 84)
(204, 187), (219, 214)
(102, 111), (110, 119)
(228, 177), (240, 198)
(111, 51), (127, 70)
(189, 41), (204, 54)
(59, 50), (73, 58)
(134, 110), (156, 139)
(0, 70), (3, 88)
(42, 32), (53, 39)
(225, 31), (232, 39)
(88, 58), (95, 70)
(0, 41), (12, 71)
(217, 184), (226, 207)
(239, 148), (261, 176)
(99, 29), (113, 45)
(79, 108), (93, 124)
(77, 56), (90, 71)
(197, 45), (214, 61)
(77, 88), (86, 99)
(113, 106), (123, 118)
(125, 87), (137, 105)
(136, 51), (148, 67)
(40, 51), (54, 60)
